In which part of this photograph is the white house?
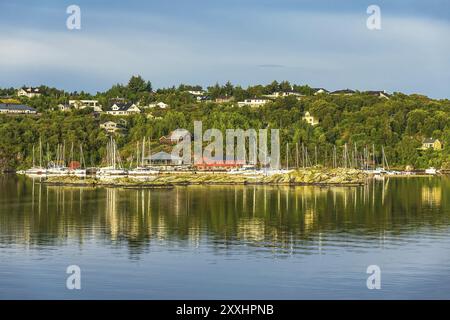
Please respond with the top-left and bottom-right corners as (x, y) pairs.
(313, 88), (329, 95)
(17, 87), (41, 98)
(69, 100), (103, 112)
(237, 98), (270, 108)
(106, 103), (141, 116)
(187, 90), (205, 96)
(264, 91), (304, 99)
(100, 121), (125, 133)
(0, 103), (37, 114)
(365, 90), (391, 99)
(302, 111), (319, 126)
(57, 103), (71, 112)
(148, 102), (169, 109)
(331, 89), (355, 95)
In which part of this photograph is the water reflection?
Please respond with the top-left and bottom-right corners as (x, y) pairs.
(0, 175), (449, 257)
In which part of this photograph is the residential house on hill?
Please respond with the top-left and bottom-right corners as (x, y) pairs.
(264, 91), (304, 99)
(148, 102), (169, 109)
(17, 87), (41, 98)
(302, 111), (319, 126)
(106, 103), (141, 116)
(313, 88), (329, 95)
(237, 98), (270, 107)
(331, 89), (356, 95)
(187, 90), (205, 96)
(100, 121), (126, 133)
(365, 90), (391, 99)
(69, 100), (103, 112)
(57, 103), (71, 112)
(421, 138), (442, 151)
(0, 103), (37, 114)
(197, 96), (212, 102)
(215, 96), (234, 103)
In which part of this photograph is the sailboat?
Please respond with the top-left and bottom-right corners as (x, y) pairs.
(425, 167), (438, 175)
(127, 137), (158, 176)
(24, 139), (47, 176)
(68, 144), (87, 176)
(97, 137), (128, 177)
(47, 143), (69, 176)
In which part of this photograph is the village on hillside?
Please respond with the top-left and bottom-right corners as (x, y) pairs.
(0, 77), (448, 177)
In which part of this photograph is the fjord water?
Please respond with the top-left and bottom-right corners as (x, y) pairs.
(0, 175), (449, 299)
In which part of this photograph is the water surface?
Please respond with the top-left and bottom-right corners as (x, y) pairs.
(0, 175), (449, 299)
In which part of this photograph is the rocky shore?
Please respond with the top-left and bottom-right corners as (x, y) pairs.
(41, 168), (368, 188)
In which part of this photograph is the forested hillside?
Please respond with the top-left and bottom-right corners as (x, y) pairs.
(1, 76), (449, 171)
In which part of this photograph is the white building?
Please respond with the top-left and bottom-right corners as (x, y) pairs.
(69, 100), (103, 112)
(187, 90), (205, 96)
(365, 90), (391, 99)
(57, 103), (71, 112)
(106, 103), (141, 116)
(100, 121), (125, 133)
(17, 87), (41, 98)
(313, 88), (329, 95)
(302, 111), (319, 126)
(0, 103), (37, 114)
(264, 91), (304, 99)
(148, 102), (169, 109)
(237, 98), (270, 108)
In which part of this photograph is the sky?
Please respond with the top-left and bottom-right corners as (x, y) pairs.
(0, 0), (449, 98)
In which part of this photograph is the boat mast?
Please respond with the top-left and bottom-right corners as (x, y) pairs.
(79, 144), (85, 169)
(141, 137), (146, 167)
(32, 144), (35, 168)
(148, 138), (152, 166)
(286, 143), (289, 170)
(39, 138), (42, 168)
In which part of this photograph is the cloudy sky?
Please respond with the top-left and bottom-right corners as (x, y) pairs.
(0, 0), (449, 98)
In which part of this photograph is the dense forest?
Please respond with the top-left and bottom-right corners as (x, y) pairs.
(1, 76), (449, 171)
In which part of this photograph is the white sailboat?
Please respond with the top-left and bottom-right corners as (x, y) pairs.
(47, 143), (69, 176)
(127, 137), (159, 176)
(68, 144), (87, 176)
(24, 140), (47, 176)
(97, 137), (127, 177)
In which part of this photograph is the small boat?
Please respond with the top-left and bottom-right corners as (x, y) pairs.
(68, 168), (87, 176)
(425, 167), (438, 175)
(24, 167), (47, 176)
(97, 166), (128, 177)
(46, 166), (69, 176)
(127, 167), (159, 176)
(227, 165), (260, 175)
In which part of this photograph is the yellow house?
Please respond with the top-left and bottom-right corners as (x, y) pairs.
(421, 138), (442, 151)
(302, 111), (319, 126)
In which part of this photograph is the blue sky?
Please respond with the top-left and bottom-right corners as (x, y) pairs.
(0, 0), (449, 98)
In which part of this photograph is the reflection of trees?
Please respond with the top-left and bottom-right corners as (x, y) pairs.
(1, 176), (450, 255)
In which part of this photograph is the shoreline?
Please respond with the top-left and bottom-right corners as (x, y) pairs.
(33, 168), (369, 188)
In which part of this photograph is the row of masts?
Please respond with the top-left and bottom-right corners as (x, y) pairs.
(131, 137), (153, 169)
(31, 139), (86, 169)
(31, 138), (390, 170)
(284, 143), (390, 170)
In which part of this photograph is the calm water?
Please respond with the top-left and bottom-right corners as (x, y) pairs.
(0, 175), (449, 299)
